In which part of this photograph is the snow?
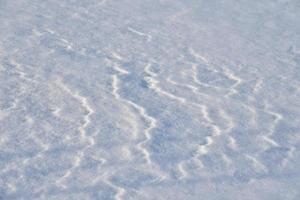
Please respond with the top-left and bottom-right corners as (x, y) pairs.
(0, 0), (300, 199)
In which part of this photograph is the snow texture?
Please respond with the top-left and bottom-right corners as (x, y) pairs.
(1, 0), (300, 199)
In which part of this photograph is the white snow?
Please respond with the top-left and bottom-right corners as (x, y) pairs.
(1, 0), (300, 199)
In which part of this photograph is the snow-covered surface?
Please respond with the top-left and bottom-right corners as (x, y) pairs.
(1, 0), (300, 199)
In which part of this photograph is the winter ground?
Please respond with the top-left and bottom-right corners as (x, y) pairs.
(1, 0), (300, 199)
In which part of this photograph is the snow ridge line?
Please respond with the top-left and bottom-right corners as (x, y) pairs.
(111, 71), (156, 165)
(102, 173), (126, 200)
(188, 48), (244, 98)
(165, 75), (236, 177)
(154, 72), (222, 156)
(151, 70), (226, 175)
(144, 64), (186, 103)
(89, 169), (126, 200)
(108, 58), (155, 164)
(196, 106), (222, 156)
(188, 48), (210, 64)
(222, 67), (243, 98)
(2, 59), (38, 110)
(127, 27), (152, 42)
(10, 60), (32, 82)
(108, 54), (158, 165)
(110, 59), (166, 182)
(111, 74), (139, 140)
(190, 64), (222, 92)
(187, 50), (263, 158)
(261, 102), (282, 149)
(220, 106), (268, 173)
(176, 161), (189, 179)
(218, 109), (237, 150)
(110, 65), (166, 196)
(56, 79), (95, 144)
(55, 79), (96, 188)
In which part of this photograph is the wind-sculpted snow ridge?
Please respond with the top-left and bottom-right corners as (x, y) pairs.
(127, 27), (152, 42)
(54, 79), (96, 188)
(109, 57), (166, 180)
(1, 0), (300, 199)
(144, 62), (239, 180)
(144, 63), (187, 104)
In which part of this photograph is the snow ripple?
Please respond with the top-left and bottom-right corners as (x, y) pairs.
(1, 0), (300, 199)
